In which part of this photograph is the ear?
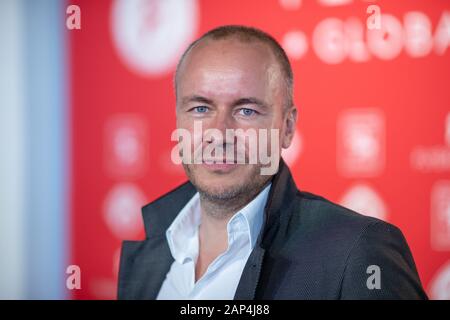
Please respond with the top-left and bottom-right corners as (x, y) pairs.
(282, 106), (297, 149)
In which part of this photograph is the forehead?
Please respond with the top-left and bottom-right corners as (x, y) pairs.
(177, 38), (282, 99)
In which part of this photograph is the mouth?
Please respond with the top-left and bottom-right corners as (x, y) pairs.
(201, 158), (239, 172)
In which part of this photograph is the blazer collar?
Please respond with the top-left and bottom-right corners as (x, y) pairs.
(141, 157), (299, 241)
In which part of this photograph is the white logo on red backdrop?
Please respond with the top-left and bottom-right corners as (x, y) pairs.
(339, 183), (388, 221)
(282, 30), (309, 60)
(410, 111), (450, 172)
(404, 11), (434, 58)
(345, 17), (371, 62)
(313, 18), (348, 64)
(337, 108), (385, 178)
(431, 180), (450, 251)
(311, 14), (408, 64)
(111, 0), (198, 76)
(318, 0), (352, 6)
(103, 183), (146, 239)
(292, 10), (449, 64)
(366, 14), (403, 60)
(279, 0), (302, 11)
(89, 248), (122, 299)
(429, 260), (450, 300)
(104, 114), (149, 179)
(434, 11), (450, 56)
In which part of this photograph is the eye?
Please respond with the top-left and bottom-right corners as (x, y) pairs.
(238, 108), (257, 117)
(193, 106), (208, 113)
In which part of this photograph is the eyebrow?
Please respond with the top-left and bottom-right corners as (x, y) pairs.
(232, 97), (268, 109)
(181, 95), (214, 106)
(181, 95), (269, 109)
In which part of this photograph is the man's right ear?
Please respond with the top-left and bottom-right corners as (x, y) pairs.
(282, 106), (298, 149)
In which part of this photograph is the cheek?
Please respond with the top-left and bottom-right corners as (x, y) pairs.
(176, 115), (190, 130)
(179, 124), (205, 161)
(177, 116), (198, 138)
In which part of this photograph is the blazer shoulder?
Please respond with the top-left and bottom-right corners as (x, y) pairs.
(296, 190), (387, 233)
(339, 214), (427, 299)
(282, 191), (427, 299)
(289, 190), (413, 264)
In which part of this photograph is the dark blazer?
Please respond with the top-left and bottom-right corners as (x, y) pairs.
(118, 159), (428, 299)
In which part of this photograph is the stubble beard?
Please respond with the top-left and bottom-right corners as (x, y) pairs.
(183, 163), (272, 219)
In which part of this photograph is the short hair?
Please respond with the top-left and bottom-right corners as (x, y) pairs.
(174, 25), (294, 111)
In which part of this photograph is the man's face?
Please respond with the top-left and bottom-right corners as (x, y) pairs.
(175, 38), (296, 201)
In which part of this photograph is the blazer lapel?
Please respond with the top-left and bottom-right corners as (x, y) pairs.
(118, 236), (174, 299)
(118, 182), (197, 299)
(234, 158), (299, 300)
(234, 246), (266, 299)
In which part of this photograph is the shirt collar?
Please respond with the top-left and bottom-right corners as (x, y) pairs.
(166, 183), (272, 263)
(227, 183), (272, 250)
(166, 192), (201, 263)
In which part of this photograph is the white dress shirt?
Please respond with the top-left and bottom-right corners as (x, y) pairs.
(156, 183), (272, 300)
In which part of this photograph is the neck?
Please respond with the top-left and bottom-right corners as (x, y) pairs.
(198, 179), (271, 239)
(194, 180), (271, 281)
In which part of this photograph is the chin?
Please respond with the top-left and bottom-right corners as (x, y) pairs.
(198, 173), (244, 194)
(186, 165), (254, 198)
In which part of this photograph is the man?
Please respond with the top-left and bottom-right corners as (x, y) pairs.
(118, 25), (427, 299)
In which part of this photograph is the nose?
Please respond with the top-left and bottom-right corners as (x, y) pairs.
(204, 107), (236, 144)
(215, 107), (235, 131)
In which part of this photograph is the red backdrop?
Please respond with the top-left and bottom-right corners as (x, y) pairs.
(69, 0), (450, 299)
